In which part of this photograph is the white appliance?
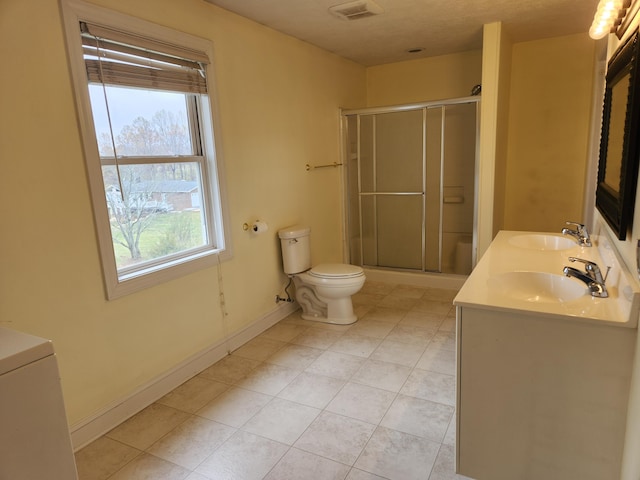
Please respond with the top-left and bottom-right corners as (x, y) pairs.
(0, 327), (78, 479)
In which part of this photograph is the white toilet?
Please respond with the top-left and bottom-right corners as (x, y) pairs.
(278, 226), (365, 325)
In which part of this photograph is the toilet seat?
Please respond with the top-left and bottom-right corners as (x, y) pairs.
(309, 263), (364, 279)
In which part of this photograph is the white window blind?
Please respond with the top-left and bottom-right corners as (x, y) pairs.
(81, 21), (209, 94)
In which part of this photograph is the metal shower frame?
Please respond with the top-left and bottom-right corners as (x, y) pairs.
(341, 95), (481, 273)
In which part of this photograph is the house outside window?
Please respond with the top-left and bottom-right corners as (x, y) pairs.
(61, 0), (231, 299)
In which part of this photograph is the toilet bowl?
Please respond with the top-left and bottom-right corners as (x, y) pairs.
(278, 227), (365, 325)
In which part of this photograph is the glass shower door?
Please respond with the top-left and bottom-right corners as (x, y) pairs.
(345, 100), (477, 274)
(357, 109), (427, 270)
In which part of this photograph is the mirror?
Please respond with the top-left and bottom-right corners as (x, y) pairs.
(596, 30), (640, 240)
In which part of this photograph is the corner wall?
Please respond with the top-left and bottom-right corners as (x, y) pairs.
(478, 22), (512, 258)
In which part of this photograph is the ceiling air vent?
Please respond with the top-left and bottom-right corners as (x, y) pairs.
(328, 0), (384, 20)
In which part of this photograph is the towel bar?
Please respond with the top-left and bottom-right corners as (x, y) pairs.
(306, 162), (343, 171)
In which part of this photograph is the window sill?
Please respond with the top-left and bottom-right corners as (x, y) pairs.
(106, 246), (232, 300)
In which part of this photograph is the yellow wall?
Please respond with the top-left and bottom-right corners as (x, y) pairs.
(491, 25), (513, 238)
(0, 0), (365, 426)
(477, 22), (512, 258)
(366, 50), (482, 106)
(503, 34), (595, 231)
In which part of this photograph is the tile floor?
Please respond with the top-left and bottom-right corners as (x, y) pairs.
(75, 281), (473, 480)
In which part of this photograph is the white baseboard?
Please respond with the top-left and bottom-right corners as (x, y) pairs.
(70, 301), (299, 450)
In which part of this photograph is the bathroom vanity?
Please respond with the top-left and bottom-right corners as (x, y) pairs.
(454, 230), (639, 480)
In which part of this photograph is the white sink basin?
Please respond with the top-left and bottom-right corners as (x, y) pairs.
(508, 234), (577, 251)
(487, 271), (587, 303)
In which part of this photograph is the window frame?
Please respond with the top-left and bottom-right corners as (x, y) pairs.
(92, 90), (215, 279)
(60, 0), (232, 299)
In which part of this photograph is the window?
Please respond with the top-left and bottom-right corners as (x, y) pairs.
(61, 1), (231, 298)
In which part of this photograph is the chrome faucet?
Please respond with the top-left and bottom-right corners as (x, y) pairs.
(562, 257), (609, 298)
(561, 221), (592, 246)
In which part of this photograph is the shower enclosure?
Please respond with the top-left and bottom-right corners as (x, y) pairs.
(342, 98), (479, 275)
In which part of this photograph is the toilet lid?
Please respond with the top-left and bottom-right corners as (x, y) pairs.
(309, 263), (364, 278)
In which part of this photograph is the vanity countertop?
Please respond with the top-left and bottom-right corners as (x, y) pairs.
(454, 230), (640, 328)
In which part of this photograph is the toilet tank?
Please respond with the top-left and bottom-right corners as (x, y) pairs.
(278, 226), (311, 274)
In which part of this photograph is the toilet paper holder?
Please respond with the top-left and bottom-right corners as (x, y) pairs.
(243, 220), (269, 233)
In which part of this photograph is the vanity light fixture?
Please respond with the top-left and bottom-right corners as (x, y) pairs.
(589, 0), (626, 39)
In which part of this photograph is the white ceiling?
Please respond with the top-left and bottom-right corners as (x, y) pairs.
(204, 0), (600, 66)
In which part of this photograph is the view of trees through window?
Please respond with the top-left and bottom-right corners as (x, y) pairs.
(89, 86), (208, 270)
